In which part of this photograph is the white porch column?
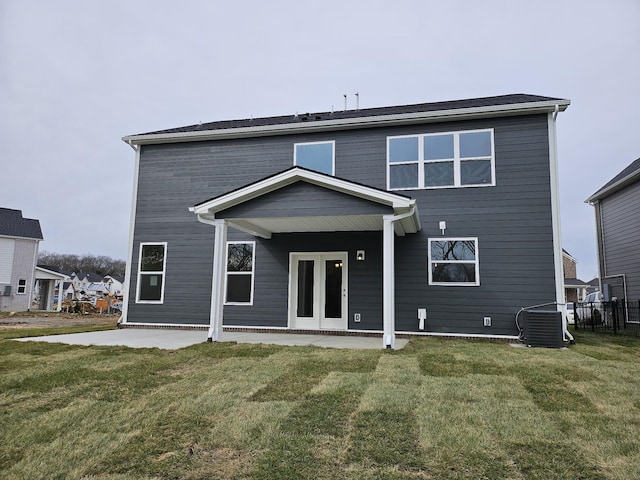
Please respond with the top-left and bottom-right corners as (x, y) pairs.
(56, 280), (64, 312)
(208, 219), (227, 341)
(382, 215), (396, 349)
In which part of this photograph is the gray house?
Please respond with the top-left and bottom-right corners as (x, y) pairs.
(121, 94), (571, 347)
(0, 208), (43, 311)
(586, 157), (640, 301)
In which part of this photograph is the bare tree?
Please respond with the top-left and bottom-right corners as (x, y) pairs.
(38, 251), (126, 277)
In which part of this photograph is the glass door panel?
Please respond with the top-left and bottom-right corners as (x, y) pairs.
(324, 259), (343, 318)
(296, 260), (314, 317)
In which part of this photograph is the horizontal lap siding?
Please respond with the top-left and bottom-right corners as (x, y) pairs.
(392, 115), (555, 335)
(219, 182), (392, 218)
(600, 182), (640, 300)
(129, 114), (555, 336)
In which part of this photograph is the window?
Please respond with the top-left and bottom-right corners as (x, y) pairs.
(17, 279), (27, 294)
(136, 242), (167, 303)
(294, 141), (335, 175)
(428, 238), (479, 286)
(388, 129), (494, 190)
(225, 241), (255, 304)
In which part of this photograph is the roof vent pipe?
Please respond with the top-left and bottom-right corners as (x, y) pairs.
(343, 94), (347, 111)
(355, 92), (359, 110)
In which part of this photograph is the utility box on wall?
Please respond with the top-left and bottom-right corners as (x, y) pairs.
(522, 310), (563, 348)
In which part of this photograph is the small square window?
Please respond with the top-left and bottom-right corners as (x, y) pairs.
(17, 279), (27, 294)
(428, 238), (479, 286)
(294, 141), (335, 175)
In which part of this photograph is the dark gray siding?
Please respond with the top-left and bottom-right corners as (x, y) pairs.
(219, 182), (393, 219)
(128, 113), (556, 335)
(223, 231), (383, 329)
(599, 181), (640, 300)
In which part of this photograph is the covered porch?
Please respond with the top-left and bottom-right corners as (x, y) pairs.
(34, 266), (69, 311)
(189, 167), (421, 349)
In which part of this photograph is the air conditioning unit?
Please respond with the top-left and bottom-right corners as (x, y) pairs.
(522, 310), (563, 348)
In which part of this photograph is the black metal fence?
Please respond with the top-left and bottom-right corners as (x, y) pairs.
(573, 300), (640, 336)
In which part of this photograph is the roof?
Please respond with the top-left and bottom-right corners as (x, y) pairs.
(124, 93), (570, 145)
(586, 157), (640, 203)
(191, 166), (421, 237)
(0, 208), (43, 240)
(564, 278), (588, 287)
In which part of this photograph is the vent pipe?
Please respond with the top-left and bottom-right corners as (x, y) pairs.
(355, 92), (359, 110)
(343, 94), (347, 111)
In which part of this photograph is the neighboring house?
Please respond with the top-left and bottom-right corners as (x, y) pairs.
(586, 156), (640, 301)
(34, 266), (68, 310)
(121, 94), (570, 347)
(562, 249), (587, 302)
(0, 208), (43, 312)
(103, 275), (124, 297)
(586, 278), (599, 295)
(70, 272), (104, 298)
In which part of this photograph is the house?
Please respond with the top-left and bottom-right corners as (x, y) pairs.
(103, 275), (124, 297)
(586, 156), (640, 302)
(562, 249), (587, 302)
(120, 94), (571, 348)
(0, 208), (43, 311)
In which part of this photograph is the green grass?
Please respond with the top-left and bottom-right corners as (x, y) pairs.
(1, 329), (639, 479)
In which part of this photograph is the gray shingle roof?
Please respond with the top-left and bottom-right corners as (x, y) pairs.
(135, 93), (568, 136)
(0, 208), (43, 240)
(587, 157), (640, 202)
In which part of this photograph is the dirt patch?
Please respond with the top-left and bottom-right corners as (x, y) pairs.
(0, 312), (118, 329)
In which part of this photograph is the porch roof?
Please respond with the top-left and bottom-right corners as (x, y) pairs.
(190, 167), (421, 238)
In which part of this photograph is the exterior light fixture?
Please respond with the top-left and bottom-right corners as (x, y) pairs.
(356, 250), (365, 261)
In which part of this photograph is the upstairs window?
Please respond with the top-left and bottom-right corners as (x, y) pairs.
(136, 242), (167, 303)
(428, 238), (480, 286)
(294, 141), (335, 175)
(388, 129), (494, 190)
(225, 242), (255, 305)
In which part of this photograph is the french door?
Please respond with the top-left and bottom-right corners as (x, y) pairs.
(289, 252), (348, 330)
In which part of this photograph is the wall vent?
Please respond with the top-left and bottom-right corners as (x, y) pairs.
(522, 310), (563, 348)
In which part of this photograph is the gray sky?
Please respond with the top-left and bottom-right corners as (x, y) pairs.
(2, 0), (639, 280)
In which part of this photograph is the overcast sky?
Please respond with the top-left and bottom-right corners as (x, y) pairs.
(2, 0), (639, 280)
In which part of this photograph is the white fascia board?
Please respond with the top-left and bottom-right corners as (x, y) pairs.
(35, 266), (69, 280)
(0, 233), (42, 242)
(124, 100), (571, 146)
(585, 170), (640, 204)
(192, 168), (415, 215)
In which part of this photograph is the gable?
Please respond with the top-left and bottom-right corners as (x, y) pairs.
(217, 181), (393, 219)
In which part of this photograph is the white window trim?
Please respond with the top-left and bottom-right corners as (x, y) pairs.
(17, 279), (27, 294)
(428, 237), (480, 287)
(387, 129), (495, 190)
(294, 140), (336, 176)
(136, 242), (168, 304)
(224, 240), (256, 306)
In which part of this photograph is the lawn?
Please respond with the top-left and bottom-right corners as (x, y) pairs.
(1, 327), (639, 479)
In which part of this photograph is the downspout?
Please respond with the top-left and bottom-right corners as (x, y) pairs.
(382, 205), (417, 349)
(548, 105), (574, 343)
(194, 213), (227, 341)
(119, 140), (140, 326)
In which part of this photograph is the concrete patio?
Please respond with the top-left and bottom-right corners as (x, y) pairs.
(15, 328), (408, 350)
